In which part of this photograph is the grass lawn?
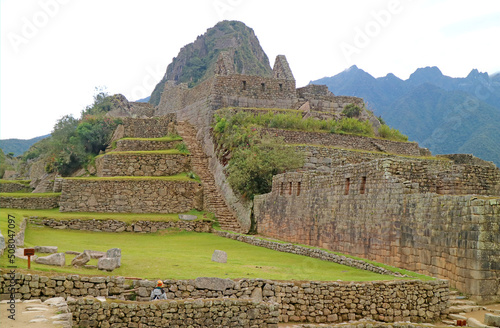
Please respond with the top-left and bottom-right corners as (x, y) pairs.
(0, 225), (417, 282)
(0, 192), (61, 198)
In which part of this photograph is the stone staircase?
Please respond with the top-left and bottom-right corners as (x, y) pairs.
(444, 291), (488, 327)
(176, 121), (243, 232)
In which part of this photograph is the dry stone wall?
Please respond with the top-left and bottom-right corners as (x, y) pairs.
(0, 194), (60, 209)
(95, 152), (191, 177)
(254, 160), (500, 301)
(69, 297), (279, 328)
(0, 181), (32, 193)
(114, 139), (182, 151)
(262, 128), (424, 156)
(59, 179), (203, 213)
(1, 273), (449, 324)
(29, 217), (213, 233)
(121, 116), (176, 138)
(297, 85), (365, 113)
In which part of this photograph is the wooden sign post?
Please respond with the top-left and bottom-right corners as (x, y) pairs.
(24, 248), (35, 269)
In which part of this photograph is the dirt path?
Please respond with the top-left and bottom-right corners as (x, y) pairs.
(0, 300), (68, 328)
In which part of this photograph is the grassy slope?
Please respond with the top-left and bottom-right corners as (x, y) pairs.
(1, 226), (422, 281)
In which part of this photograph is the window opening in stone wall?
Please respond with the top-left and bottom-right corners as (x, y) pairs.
(345, 178), (350, 195)
(261, 83), (265, 91)
(279, 83), (283, 91)
(242, 80), (246, 90)
(360, 176), (366, 194)
(289, 182), (292, 195)
(297, 182), (301, 196)
(280, 182), (284, 195)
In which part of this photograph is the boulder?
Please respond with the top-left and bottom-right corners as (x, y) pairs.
(106, 248), (121, 267)
(98, 257), (119, 271)
(179, 214), (197, 221)
(35, 253), (65, 266)
(194, 277), (235, 291)
(35, 246), (58, 253)
(211, 250), (227, 263)
(485, 314), (500, 327)
(71, 250), (91, 267)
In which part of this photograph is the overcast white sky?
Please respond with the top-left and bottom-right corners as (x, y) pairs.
(1, 0), (500, 140)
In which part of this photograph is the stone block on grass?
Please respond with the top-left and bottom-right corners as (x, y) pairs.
(211, 250), (227, 263)
(35, 246), (58, 253)
(35, 253), (65, 266)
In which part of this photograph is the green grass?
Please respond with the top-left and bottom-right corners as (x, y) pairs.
(64, 173), (199, 182)
(222, 231), (433, 281)
(0, 179), (31, 185)
(0, 208), (209, 224)
(0, 226), (416, 281)
(0, 192), (61, 198)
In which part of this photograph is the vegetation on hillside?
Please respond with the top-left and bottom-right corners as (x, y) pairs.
(0, 134), (50, 157)
(22, 89), (122, 176)
(213, 111), (305, 199)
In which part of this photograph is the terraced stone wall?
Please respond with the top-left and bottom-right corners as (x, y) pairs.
(0, 181), (32, 193)
(0, 194), (60, 209)
(59, 179), (203, 213)
(95, 153), (191, 177)
(254, 160), (500, 301)
(114, 139), (182, 151)
(262, 128), (425, 156)
(121, 116), (176, 138)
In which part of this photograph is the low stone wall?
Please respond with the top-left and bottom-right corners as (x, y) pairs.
(68, 297), (279, 328)
(115, 139), (182, 151)
(263, 128), (423, 156)
(1, 274), (449, 324)
(0, 195), (60, 209)
(29, 217), (213, 233)
(96, 152), (191, 177)
(0, 181), (32, 193)
(59, 179), (203, 213)
(216, 231), (404, 277)
(0, 274), (125, 300)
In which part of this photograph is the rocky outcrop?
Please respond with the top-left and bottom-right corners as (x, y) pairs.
(149, 20), (273, 105)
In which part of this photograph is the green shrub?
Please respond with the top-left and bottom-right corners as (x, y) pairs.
(175, 142), (189, 154)
(378, 125), (408, 142)
(227, 137), (304, 199)
(342, 104), (362, 118)
(337, 118), (374, 137)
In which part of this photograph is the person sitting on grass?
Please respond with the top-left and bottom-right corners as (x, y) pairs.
(150, 280), (167, 300)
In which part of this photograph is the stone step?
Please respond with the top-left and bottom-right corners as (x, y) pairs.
(450, 299), (480, 306)
(449, 305), (483, 314)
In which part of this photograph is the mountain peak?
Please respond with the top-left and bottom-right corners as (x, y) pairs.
(466, 68), (489, 80)
(149, 20), (272, 105)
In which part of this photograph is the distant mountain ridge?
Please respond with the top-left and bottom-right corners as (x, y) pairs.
(312, 66), (500, 167)
(0, 134), (50, 157)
